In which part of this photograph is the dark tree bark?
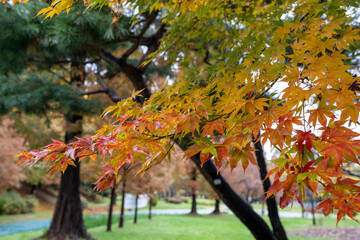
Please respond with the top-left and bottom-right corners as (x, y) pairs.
(253, 136), (288, 240)
(189, 167), (198, 215)
(301, 206), (305, 218)
(107, 180), (117, 232)
(30, 184), (36, 195)
(261, 200), (265, 216)
(148, 197), (152, 220)
(134, 194), (139, 224)
(119, 178), (126, 228)
(41, 62), (91, 240)
(211, 199), (221, 215)
(43, 158), (90, 240)
(310, 194), (316, 226)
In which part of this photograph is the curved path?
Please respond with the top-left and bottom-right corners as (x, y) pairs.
(0, 209), (215, 236)
(0, 208), (318, 236)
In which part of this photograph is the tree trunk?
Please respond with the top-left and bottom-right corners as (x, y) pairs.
(42, 61), (91, 240)
(119, 178), (126, 228)
(30, 184), (36, 195)
(253, 136), (288, 240)
(189, 167), (198, 215)
(246, 189), (251, 203)
(148, 197), (152, 220)
(190, 191), (197, 214)
(261, 199), (265, 216)
(310, 194), (316, 226)
(301, 206), (305, 218)
(107, 180), (116, 232)
(43, 159), (90, 240)
(211, 199), (220, 215)
(134, 194), (139, 224)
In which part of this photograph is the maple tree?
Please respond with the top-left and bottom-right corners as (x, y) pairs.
(15, 0), (360, 239)
(0, 118), (26, 194)
(172, 160), (202, 214)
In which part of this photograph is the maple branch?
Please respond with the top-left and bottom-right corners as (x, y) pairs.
(122, 11), (159, 61)
(342, 168), (360, 178)
(203, 50), (213, 66)
(81, 89), (108, 95)
(136, 24), (167, 72)
(100, 49), (151, 103)
(94, 61), (127, 103)
(29, 58), (99, 65)
(143, 132), (176, 140)
(48, 69), (70, 84)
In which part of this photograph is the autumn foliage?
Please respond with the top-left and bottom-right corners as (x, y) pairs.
(0, 118), (26, 194)
(17, 0), (360, 223)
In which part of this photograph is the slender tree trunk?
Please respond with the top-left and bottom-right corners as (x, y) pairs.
(148, 197), (152, 220)
(211, 199), (220, 215)
(253, 136), (288, 240)
(246, 189), (251, 203)
(190, 191), (197, 214)
(134, 194), (139, 224)
(310, 194), (316, 226)
(107, 180), (116, 232)
(262, 199), (265, 216)
(189, 167), (197, 215)
(30, 184), (36, 195)
(301, 206), (305, 218)
(119, 178), (126, 228)
(42, 61), (91, 240)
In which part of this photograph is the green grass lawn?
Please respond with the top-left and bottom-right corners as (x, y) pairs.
(88, 197), (215, 210)
(251, 203), (304, 213)
(1, 213), (357, 240)
(149, 199), (214, 210)
(88, 197), (215, 211)
(0, 199), (213, 225)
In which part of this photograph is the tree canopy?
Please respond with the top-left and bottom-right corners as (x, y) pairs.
(17, 0), (360, 224)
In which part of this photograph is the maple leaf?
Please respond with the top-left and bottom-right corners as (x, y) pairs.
(307, 104), (335, 127)
(201, 120), (228, 138)
(295, 130), (314, 153)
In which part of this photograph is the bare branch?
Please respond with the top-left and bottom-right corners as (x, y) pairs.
(122, 11), (159, 60)
(136, 24), (167, 72)
(81, 89), (108, 96)
(91, 61), (127, 103)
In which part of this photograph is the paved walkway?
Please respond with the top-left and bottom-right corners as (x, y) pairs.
(0, 208), (324, 236)
(0, 209), (216, 236)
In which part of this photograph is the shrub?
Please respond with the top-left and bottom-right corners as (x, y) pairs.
(0, 192), (36, 215)
(81, 196), (88, 209)
(165, 197), (183, 204)
(151, 195), (158, 207)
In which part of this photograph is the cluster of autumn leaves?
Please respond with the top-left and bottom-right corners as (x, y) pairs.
(17, 0), (360, 223)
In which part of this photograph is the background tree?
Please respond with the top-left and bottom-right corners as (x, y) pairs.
(0, 118), (26, 194)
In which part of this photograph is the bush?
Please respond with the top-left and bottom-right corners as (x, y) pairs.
(151, 196), (158, 207)
(81, 196), (88, 209)
(0, 192), (36, 215)
(165, 197), (183, 204)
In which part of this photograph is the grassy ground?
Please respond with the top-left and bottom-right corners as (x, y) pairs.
(1, 213), (358, 240)
(0, 212), (52, 225)
(251, 203), (304, 213)
(0, 199), (213, 225)
(149, 199), (214, 210)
